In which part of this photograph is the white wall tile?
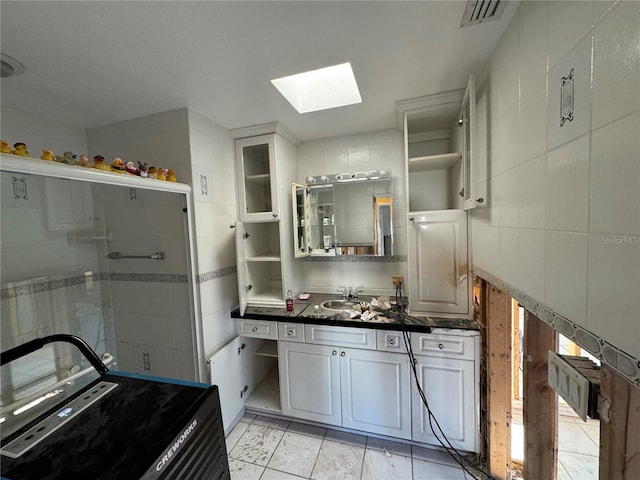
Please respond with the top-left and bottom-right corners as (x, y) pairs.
(518, 154), (547, 229)
(590, 111), (640, 236)
(587, 232), (640, 358)
(546, 134), (590, 232)
(547, 1), (594, 69)
(517, 228), (546, 302)
(593, 0), (618, 25)
(545, 231), (588, 325)
(547, 33), (593, 151)
(519, 77), (548, 164)
(499, 227), (519, 285)
(592, 0), (640, 130)
(519, 1), (548, 87)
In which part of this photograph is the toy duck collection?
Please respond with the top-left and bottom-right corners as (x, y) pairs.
(2, 139), (177, 182)
(40, 149), (55, 161)
(12, 142), (29, 157)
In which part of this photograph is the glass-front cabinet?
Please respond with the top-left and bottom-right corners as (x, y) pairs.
(236, 134), (279, 222)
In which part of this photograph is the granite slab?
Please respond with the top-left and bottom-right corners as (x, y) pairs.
(231, 294), (481, 333)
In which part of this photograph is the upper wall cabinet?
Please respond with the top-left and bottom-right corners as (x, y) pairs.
(235, 134), (279, 222)
(398, 75), (481, 212)
(230, 123), (300, 315)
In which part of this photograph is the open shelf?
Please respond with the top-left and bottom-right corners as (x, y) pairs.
(246, 253), (281, 262)
(248, 286), (285, 308)
(245, 173), (270, 185)
(409, 152), (461, 172)
(256, 341), (278, 358)
(245, 367), (281, 413)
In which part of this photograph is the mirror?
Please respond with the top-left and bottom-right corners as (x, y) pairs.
(293, 170), (393, 257)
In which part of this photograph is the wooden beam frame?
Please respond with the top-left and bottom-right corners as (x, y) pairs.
(600, 366), (640, 480)
(483, 280), (512, 479)
(523, 310), (558, 480)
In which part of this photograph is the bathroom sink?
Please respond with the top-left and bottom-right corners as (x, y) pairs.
(320, 299), (357, 311)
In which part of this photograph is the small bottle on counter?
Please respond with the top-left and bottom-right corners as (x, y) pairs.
(286, 289), (294, 312)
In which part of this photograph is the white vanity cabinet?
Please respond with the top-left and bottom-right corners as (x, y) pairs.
(231, 125), (299, 315)
(410, 330), (480, 452)
(279, 325), (412, 440)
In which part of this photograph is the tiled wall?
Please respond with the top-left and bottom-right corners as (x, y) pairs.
(472, 1), (640, 360)
(187, 110), (239, 355)
(0, 171), (114, 359)
(297, 129), (408, 295)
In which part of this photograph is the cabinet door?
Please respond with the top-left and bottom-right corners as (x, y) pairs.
(236, 134), (279, 222)
(279, 341), (341, 426)
(209, 337), (245, 432)
(411, 354), (478, 452)
(408, 210), (469, 314)
(292, 183), (310, 258)
(340, 348), (411, 439)
(461, 75), (477, 210)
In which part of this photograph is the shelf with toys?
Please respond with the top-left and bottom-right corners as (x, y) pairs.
(0, 142), (190, 195)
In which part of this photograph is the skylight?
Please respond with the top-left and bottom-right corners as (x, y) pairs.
(271, 62), (362, 114)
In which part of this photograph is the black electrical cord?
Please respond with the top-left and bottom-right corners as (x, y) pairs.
(394, 283), (496, 480)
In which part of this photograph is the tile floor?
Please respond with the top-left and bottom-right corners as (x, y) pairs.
(226, 414), (477, 480)
(511, 403), (599, 480)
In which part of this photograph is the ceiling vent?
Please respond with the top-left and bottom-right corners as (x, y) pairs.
(459, 0), (507, 27)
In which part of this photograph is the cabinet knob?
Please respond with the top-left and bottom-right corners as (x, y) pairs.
(252, 327), (258, 332)
(477, 197), (485, 204)
(287, 330), (294, 336)
(332, 350), (337, 356)
(389, 339), (395, 345)
(340, 351), (346, 357)
(438, 343), (445, 350)
(230, 224), (236, 229)
(272, 213), (278, 218)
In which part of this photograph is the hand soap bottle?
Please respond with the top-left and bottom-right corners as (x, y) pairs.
(286, 289), (294, 312)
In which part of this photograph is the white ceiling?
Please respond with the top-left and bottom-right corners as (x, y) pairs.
(0, 1), (517, 142)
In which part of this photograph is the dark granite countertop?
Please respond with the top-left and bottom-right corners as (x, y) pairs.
(231, 294), (481, 334)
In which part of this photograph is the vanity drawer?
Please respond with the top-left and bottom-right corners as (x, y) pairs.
(376, 330), (407, 353)
(305, 324), (376, 349)
(410, 332), (475, 359)
(235, 318), (277, 340)
(278, 322), (305, 343)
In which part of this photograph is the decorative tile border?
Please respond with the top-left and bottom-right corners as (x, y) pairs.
(474, 267), (640, 388)
(198, 265), (237, 284)
(1, 273), (101, 300)
(302, 255), (407, 263)
(1, 265), (239, 299)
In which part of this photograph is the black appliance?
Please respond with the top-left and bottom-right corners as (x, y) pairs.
(1, 335), (230, 480)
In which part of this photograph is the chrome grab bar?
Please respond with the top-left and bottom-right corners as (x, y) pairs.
(106, 251), (166, 260)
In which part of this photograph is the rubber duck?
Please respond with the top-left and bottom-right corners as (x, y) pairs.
(111, 157), (126, 173)
(93, 155), (111, 171)
(167, 169), (177, 182)
(137, 161), (148, 178)
(58, 151), (76, 165)
(148, 166), (158, 179)
(12, 142), (29, 157)
(40, 149), (55, 161)
(156, 168), (167, 181)
(78, 154), (92, 167)
(1, 140), (12, 154)
(124, 161), (138, 175)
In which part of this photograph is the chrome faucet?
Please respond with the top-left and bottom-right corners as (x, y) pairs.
(337, 286), (364, 299)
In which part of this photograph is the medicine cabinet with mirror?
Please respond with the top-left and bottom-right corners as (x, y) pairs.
(292, 169), (393, 258)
